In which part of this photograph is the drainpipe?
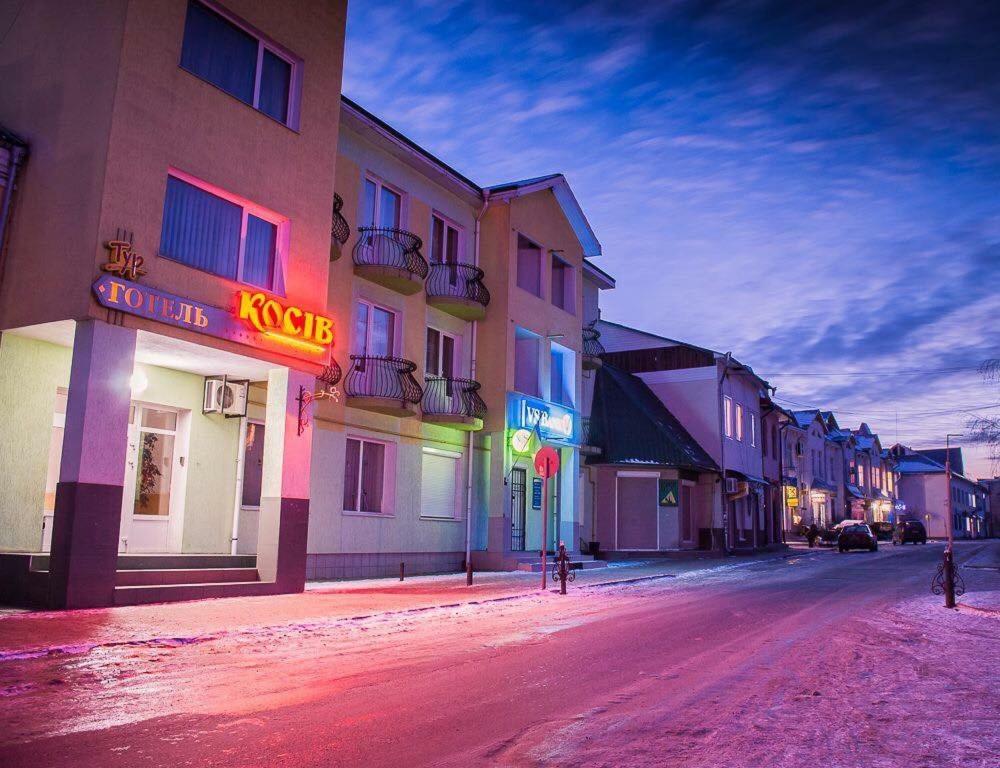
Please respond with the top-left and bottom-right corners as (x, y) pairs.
(0, 139), (28, 299)
(465, 194), (490, 585)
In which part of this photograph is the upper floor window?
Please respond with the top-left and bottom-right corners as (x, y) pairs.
(514, 326), (541, 398)
(426, 327), (456, 377)
(516, 234), (542, 297)
(180, 1), (300, 128)
(363, 177), (402, 229)
(549, 342), (575, 407)
(160, 172), (285, 291)
(735, 403), (745, 442)
(431, 214), (461, 265)
(749, 412), (757, 448)
(551, 255), (575, 313)
(354, 300), (396, 357)
(723, 396), (734, 438)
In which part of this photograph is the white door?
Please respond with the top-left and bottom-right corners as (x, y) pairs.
(120, 405), (183, 553)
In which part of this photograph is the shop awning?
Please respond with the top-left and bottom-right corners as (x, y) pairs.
(810, 478), (837, 493)
(727, 469), (769, 486)
(846, 484), (864, 499)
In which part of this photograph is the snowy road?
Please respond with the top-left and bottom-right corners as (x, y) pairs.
(2, 542), (998, 768)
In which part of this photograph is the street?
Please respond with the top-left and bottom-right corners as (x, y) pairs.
(2, 542), (998, 768)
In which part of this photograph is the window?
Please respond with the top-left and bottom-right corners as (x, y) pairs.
(354, 301), (396, 357)
(551, 255), (574, 313)
(749, 412), (757, 447)
(723, 396), (734, 438)
(516, 235), (542, 297)
(549, 343), (574, 406)
(735, 403), (745, 442)
(363, 177), (402, 229)
(431, 214), (461, 265)
(420, 449), (460, 519)
(514, 326), (541, 398)
(160, 173), (285, 291)
(425, 328), (456, 377)
(344, 437), (387, 513)
(180, 1), (299, 127)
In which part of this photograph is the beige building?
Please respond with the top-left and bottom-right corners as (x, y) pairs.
(0, 0), (347, 607)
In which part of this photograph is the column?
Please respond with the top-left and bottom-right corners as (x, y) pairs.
(257, 367), (313, 591)
(49, 320), (136, 609)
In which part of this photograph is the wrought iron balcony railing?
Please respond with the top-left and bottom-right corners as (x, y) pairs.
(353, 226), (429, 278)
(331, 193), (350, 247)
(582, 323), (605, 357)
(345, 355), (423, 406)
(425, 262), (491, 308)
(422, 376), (487, 421)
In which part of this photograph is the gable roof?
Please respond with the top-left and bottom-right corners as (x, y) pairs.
(484, 174), (602, 258)
(895, 452), (947, 475)
(791, 409), (824, 431)
(587, 364), (718, 471)
(917, 448), (964, 475)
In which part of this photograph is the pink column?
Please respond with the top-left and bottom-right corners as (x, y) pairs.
(49, 320), (136, 609)
(257, 367), (313, 591)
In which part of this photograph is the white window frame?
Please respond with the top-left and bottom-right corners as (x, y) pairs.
(749, 412), (757, 447)
(430, 212), (465, 265)
(735, 402), (745, 442)
(343, 435), (394, 517)
(362, 173), (405, 230)
(354, 298), (399, 357)
(723, 396), (734, 439)
(165, 168), (289, 293)
(425, 326), (459, 377)
(183, 0), (303, 129)
(419, 446), (463, 521)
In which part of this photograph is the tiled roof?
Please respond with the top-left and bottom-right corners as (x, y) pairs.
(586, 364), (718, 471)
(917, 448), (964, 475)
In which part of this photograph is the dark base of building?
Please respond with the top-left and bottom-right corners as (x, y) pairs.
(306, 551), (465, 581)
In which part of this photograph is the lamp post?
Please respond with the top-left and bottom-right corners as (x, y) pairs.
(942, 433), (963, 608)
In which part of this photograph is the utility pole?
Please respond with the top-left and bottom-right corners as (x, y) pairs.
(942, 433), (962, 609)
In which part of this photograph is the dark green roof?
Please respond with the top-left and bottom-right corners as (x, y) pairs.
(587, 364), (718, 471)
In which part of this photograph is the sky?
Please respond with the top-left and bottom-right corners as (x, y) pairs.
(342, 0), (1000, 479)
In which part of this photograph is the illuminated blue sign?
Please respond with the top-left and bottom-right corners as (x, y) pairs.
(506, 393), (579, 445)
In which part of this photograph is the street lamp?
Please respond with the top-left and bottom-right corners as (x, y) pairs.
(942, 433), (963, 608)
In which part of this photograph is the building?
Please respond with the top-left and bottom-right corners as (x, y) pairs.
(598, 322), (782, 552)
(893, 446), (988, 538)
(981, 477), (1000, 538)
(0, 0), (348, 608)
(782, 410), (844, 529)
(847, 424), (897, 522)
(584, 364), (719, 555)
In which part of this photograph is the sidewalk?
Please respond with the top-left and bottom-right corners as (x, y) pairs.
(0, 548), (810, 658)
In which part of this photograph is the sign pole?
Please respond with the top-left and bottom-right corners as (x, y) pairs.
(541, 463), (548, 590)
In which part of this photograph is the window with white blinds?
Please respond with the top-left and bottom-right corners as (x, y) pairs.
(420, 449), (459, 519)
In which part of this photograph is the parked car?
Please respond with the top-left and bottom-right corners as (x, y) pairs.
(838, 523), (878, 553)
(870, 521), (894, 541)
(893, 520), (928, 545)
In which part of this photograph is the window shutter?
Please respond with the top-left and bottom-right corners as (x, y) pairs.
(421, 451), (458, 518)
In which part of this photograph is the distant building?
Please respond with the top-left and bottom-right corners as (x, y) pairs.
(981, 478), (1000, 538)
(892, 446), (988, 538)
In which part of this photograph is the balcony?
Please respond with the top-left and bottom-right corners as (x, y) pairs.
(422, 376), (486, 431)
(344, 355), (423, 417)
(425, 263), (490, 321)
(352, 226), (428, 294)
(582, 323), (605, 370)
(580, 417), (602, 456)
(329, 193), (350, 262)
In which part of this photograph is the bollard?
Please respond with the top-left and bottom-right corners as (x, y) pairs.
(400, 562), (405, 581)
(555, 541), (574, 595)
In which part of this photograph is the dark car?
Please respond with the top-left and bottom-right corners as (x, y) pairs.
(838, 524), (878, 553)
(893, 520), (928, 545)
(870, 521), (894, 541)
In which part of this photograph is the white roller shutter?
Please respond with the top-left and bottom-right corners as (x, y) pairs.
(421, 449), (459, 519)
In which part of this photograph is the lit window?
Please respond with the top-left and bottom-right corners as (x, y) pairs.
(160, 172), (285, 291)
(723, 396), (734, 438)
(735, 403), (744, 442)
(180, 1), (300, 127)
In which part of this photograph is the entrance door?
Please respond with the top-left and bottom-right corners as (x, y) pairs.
(510, 468), (526, 551)
(120, 405), (182, 553)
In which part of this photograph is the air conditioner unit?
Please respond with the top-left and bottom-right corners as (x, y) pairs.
(725, 477), (739, 495)
(203, 376), (248, 418)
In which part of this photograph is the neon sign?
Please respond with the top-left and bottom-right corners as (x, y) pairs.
(235, 291), (334, 354)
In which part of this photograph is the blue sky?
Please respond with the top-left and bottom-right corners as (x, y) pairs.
(343, 0), (999, 477)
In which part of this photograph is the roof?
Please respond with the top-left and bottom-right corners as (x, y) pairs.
(587, 364), (718, 471)
(917, 448), (964, 475)
(484, 174), (602, 258)
(791, 409), (823, 430)
(583, 258), (616, 289)
(895, 453), (946, 475)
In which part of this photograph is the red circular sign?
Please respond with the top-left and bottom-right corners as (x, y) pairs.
(533, 447), (560, 478)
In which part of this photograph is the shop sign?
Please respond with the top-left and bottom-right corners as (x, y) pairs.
(92, 275), (332, 361)
(102, 239), (147, 280)
(235, 290), (334, 354)
(784, 485), (799, 508)
(532, 478), (543, 510)
(658, 479), (679, 507)
(506, 393), (578, 445)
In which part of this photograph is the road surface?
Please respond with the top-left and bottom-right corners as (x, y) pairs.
(2, 541), (998, 767)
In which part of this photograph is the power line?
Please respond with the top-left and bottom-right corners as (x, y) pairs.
(773, 397), (1000, 419)
(759, 367), (982, 377)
